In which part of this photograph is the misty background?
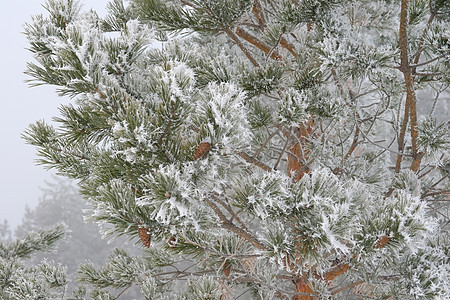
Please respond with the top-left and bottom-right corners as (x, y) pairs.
(0, 0), (109, 230)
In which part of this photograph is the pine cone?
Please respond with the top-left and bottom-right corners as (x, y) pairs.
(375, 235), (389, 248)
(193, 142), (211, 160)
(223, 265), (231, 278)
(138, 227), (151, 248)
(168, 235), (176, 248)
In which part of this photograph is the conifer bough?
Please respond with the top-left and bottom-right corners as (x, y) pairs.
(20, 0), (450, 299)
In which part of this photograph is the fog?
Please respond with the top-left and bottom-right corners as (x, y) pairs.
(0, 0), (109, 230)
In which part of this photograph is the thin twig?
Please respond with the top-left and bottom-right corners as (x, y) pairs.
(331, 281), (366, 295)
(411, 6), (437, 71)
(343, 126), (360, 160)
(410, 55), (443, 68)
(235, 27), (282, 60)
(204, 198), (267, 250)
(223, 27), (260, 67)
(238, 151), (272, 172)
(429, 84), (449, 116)
(274, 133), (289, 170)
(422, 190), (449, 198)
(252, 128), (280, 158)
(252, 0), (266, 30)
(210, 194), (251, 233)
(114, 284), (133, 300)
(415, 72), (442, 76)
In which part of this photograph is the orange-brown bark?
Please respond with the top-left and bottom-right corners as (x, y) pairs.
(223, 27), (260, 67)
(396, 0), (423, 173)
(223, 265), (231, 278)
(293, 278), (317, 300)
(288, 120), (316, 299)
(252, 0), (266, 29)
(280, 37), (298, 59)
(235, 27), (282, 60)
(287, 120), (314, 182)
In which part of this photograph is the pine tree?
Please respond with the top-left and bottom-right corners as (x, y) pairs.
(14, 177), (143, 297)
(0, 220), (12, 242)
(22, 0), (449, 298)
(0, 225), (68, 299)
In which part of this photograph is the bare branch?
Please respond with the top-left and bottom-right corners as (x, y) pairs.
(411, 5), (437, 71)
(415, 72), (442, 77)
(274, 133), (289, 170)
(397, 0), (424, 173)
(223, 27), (260, 67)
(237, 151), (272, 172)
(252, 0), (266, 30)
(235, 27), (282, 60)
(343, 126), (360, 160)
(280, 37), (298, 59)
(204, 198), (267, 250)
(210, 194), (251, 233)
(252, 128), (280, 158)
(410, 55), (444, 68)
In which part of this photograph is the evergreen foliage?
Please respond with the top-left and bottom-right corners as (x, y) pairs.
(0, 225), (67, 299)
(15, 178), (141, 294)
(19, 0), (450, 298)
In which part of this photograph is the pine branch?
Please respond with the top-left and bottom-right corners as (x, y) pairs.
(280, 37), (298, 59)
(223, 27), (260, 67)
(210, 194), (251, 233)
(21, 1), (450, 298)
(398, 0), (423, 172)
(252, 0), (266, 30)
(237, 151), (272, 172)
(343, 126), (360, 160)
(0, 225), (65, 259)
(252, 128), (280, 158)
(204, 198), (266, 251)
(411, 5), (438, 73)
(235, 27), (282, 60)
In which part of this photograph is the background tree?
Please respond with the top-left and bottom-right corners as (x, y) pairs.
(16, 177), (121, 276)
(0, 225), (68, 299)
(0, 220), (12, 242)
(13, 177), (143, 298)
(21, 0), (449, 299)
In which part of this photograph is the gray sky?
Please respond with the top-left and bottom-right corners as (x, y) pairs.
(0, 0), (108, 230)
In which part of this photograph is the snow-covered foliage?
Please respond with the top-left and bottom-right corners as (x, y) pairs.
(20, 0), (449, 298)
(0, 225), (67, 300)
